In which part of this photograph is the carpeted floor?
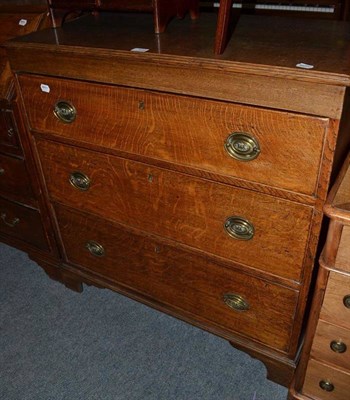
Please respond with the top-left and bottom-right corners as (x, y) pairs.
(0, 242), (288, 400)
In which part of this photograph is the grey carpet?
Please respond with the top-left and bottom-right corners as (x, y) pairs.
(0, 242), (287, 400)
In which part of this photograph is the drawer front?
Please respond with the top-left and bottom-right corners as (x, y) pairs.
(36, 139), (313, 281)
(0, 196), (48, 250)
(335, 226), (350, 273)
(0, 109), (22, 156)
(303, 359), (350, 400)
(55, 203), (298, 352)
(312, 320), (350, 371)
(0, 153), (35, 203)
(19, 74), (328, 195)
(321, 272), (350, 330)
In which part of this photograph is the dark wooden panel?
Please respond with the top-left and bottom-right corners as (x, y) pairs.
(0, 196), (48, 250)
(0, 109), (22, 156)
(0, 153), (35, 205)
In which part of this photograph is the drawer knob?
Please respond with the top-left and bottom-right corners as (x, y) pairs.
(69, 171), (91, 191)
(319, 380), (335, 392)
(343, 294), (350, 309)
(223, 293), (250, 311)
(54, 101), (77, 123)
(224, 216), (254, 240)
(1, 212), (20, 228)
(224, 132), (260, 161)
(85, 241), (105, 257)
(0, 167), (4, 176)
(330, 340), (347, 354)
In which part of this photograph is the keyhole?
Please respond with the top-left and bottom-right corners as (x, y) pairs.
(138, 101), (145, 110)
(147, 174), (153, 183)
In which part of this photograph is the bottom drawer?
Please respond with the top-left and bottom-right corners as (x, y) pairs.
(303, 359), (350, 400)
(0, 196), (48, 250)
(55, 203), (298, 353)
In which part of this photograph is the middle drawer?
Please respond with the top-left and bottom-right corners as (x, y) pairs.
(36, 139), (313, 282)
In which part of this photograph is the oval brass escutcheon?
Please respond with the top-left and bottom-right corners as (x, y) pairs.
(319, 380), (335, 392)
(85, 241), (105, 257)
(53, 100), (77, 123)
(224, 216), (254, 240)
(223, 293), (250, 312)
(330, 340), (347, 354)
(343, 294), (350, 309)
(0, 167), (4, 176)
(69, 171), (91, 191)
(224, 132), (260, 161)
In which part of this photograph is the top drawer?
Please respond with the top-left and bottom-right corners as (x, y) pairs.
(18, 74), (329, 196)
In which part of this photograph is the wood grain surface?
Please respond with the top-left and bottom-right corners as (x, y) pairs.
(320, 271), (350, 330)
(55, 202), (299, 353)
(19, 74), (330, 196)
(303, 358), (350, 400)
(35, 138), (314, 282)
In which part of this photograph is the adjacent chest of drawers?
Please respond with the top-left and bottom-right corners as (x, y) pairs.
(290, 153), (350, 400)
(5, 13), (350, 389)
(0, 7), (54, 256)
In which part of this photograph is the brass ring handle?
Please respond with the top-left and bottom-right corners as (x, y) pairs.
(343, 294), (350, 309)
(319, 380), (334, 392)
(223, 293), (250, 312)
(69, 171), (91, 191)
(1, 212), (20, 228)
(224, 132), (260, 161)
(53, 100), (77, 123)
(330, 340), (347, 354)
(0, 167), (4, 176)
(224, 216), (254, 240)
(85, 241), (105, 257)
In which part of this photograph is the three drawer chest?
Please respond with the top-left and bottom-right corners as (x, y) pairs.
(4, 12), (350, 388)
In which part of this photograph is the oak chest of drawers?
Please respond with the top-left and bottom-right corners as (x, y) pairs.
(290, 153), (350, 399)
(5, 12), (350, 388)
(0, 6), (58, 260)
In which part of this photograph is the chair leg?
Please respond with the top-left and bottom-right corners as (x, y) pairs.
(214, 0), (233, 55)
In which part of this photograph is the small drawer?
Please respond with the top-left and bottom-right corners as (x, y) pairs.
(312, 320), (350, 371)
(321, 271), (350, 330)
(0, 196), (48, 250)
(303, 359), (350, 400)
(0, 153), (35, 205)
(0, 109), (22, 156)
(335, 226), (350, 273)
(19, 74), (329, 195)
(55, 203), (299, 353)
(36, 139), (313, 282)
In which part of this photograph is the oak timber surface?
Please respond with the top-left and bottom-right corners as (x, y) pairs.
(7, 12), (350, 85)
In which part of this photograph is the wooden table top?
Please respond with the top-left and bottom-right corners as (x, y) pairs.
(6, 12), (350, 86)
